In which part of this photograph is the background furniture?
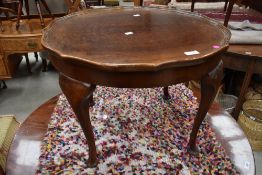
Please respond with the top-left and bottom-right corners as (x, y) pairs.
(0, 0), (44, 81)
(42, 8), (230, 167)
(16, 0), (53, 29)
(191, 0), (262, 120)
(221, 1), (262, 119)
(0, 18), (51, 81)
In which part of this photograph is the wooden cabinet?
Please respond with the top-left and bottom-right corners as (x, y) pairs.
(0, 18), (52, 79)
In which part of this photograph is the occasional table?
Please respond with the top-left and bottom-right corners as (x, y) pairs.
(41, 7), (230, 167)
(223, 45), (262, 120)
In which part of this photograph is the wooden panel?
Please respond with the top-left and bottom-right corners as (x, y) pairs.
(0, 54), (8, 76)
(1, 38), (43, 52)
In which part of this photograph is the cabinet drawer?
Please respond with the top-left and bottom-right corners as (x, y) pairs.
(1, 38), (42, 51)
(0, 55), (7, 76)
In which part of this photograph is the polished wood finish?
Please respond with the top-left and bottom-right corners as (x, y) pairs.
(189, 61), (223, 150)
(6, 93), (255, 174)
(42, 7), (230, 167)
(0, 18), (51, 79)
(6, 96), (58, 175)
(59, 73), (97, 167)
(42, 8), (230, 72)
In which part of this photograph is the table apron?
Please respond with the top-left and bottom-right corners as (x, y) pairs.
(49, 56), (222, 88)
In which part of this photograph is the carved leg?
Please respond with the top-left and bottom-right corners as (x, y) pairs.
(59, 73), (97, 167)
(34, 52), (39, 62)
(191, 0), (196, 12)
(25, 54), (32, 74)
(188, 61), (223, 151)
(35, 0), (45, 28)
(16, 0), (23, 29)
(163, 86), (170, 100)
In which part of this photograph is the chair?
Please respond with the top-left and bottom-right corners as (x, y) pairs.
(16, 0), (53, 29)
(0, 115), (20, 174)
(0, 2), (17, 32)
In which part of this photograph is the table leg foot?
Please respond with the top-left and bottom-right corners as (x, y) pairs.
(59, 73), (98, 167)
(188, 61), (223, 151)
(89, 93), (95, 107)
(163, 86), (170, 100)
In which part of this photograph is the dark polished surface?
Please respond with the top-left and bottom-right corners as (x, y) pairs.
(6, 96), (57, 175)
(42, 7), (230, 71)
(6, 94), (255, 175)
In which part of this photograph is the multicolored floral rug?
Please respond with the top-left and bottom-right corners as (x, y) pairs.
(36, 84), (239, 174)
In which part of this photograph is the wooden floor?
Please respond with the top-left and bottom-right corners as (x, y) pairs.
(6, 93), (255, 175)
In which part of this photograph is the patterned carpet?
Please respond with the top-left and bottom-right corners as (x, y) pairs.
(36, 84), (239, 174)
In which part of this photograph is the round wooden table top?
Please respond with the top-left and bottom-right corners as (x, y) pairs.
(41, 7), (230, 72)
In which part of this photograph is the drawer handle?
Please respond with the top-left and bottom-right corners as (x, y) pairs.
(27, 42), (38, 49)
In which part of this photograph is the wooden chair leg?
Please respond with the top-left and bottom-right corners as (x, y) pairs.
(24, 0), (30, 18)
(24, 54), (32, 74)
(224, 0), (237, 27)
(224, 0), (229, 11)
(191, 0), (196, 12)
(34, 52), (38, 62)
(40, 0), (53, 18)
(35, 0), (45, 28)
(16, 0), (23, 29)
